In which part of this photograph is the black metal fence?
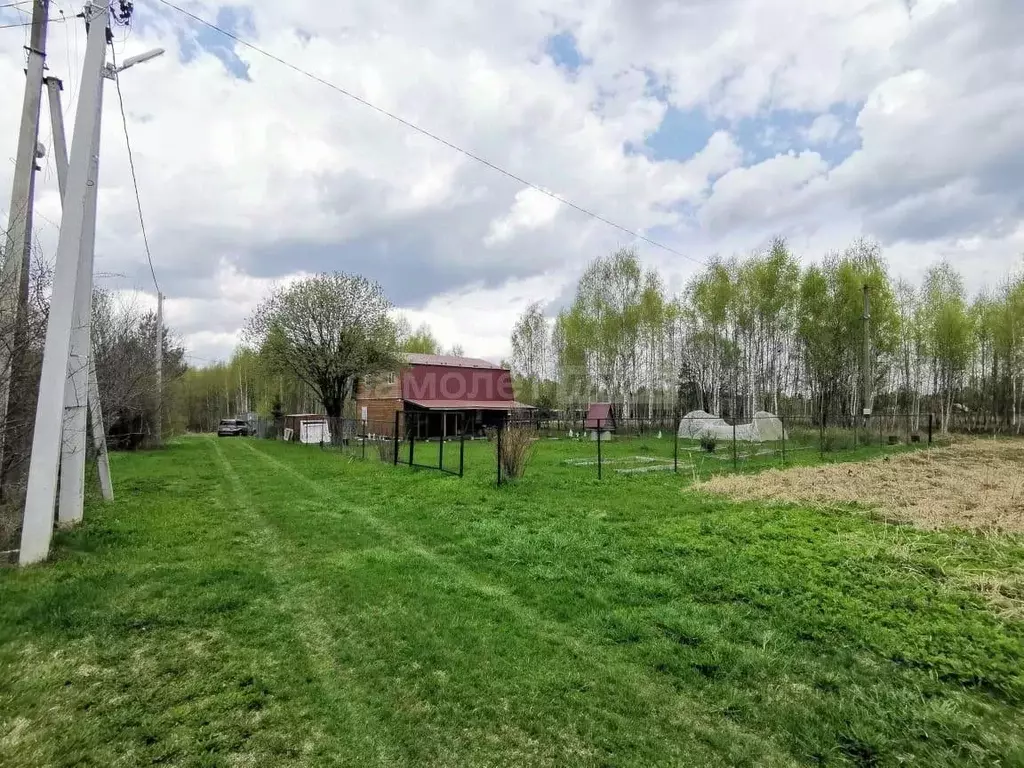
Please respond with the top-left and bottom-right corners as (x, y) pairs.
(250, 413), (466, 477)
(314, 416), (463, 476)
(398, 411), (466, 477)
(550, 413), (936, 480)
(249, 410), (939, 485)
(316, 417), (401, 464)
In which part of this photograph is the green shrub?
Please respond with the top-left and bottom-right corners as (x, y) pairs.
(374, 436), (397, 463)
(700, 431), (718, 453)
(497, 425), (536, 480)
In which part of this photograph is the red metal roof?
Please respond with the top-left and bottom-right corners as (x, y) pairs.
(405, 353), (505, 370)
(584, 402), (615, 429)
(405, 398), (535, 411)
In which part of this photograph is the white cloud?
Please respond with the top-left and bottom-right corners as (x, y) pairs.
(1, 0), (1020, 369)
(803, 114), (843, 146)
(701, 151), (829, 234)
(401, 272), (567, 362)
(484, 187), (562, 247)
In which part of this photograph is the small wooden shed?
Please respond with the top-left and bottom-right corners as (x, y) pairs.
(282, 414), (330, 444)
(584, 403), (615, 440)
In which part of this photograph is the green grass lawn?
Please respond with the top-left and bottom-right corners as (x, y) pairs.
(2, 436), (1023, 766)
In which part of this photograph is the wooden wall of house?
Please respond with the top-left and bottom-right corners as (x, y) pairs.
(359, 398), (403, 432)
(356, 374), (402, 401)
(355, 374), (403, 433)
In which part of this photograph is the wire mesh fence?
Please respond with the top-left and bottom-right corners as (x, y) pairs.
(247, 409), (938, 486)
(399, 411), (466, 477)
(539, 412), (936, 481)
(315, 415), (464, 475)
(315, 418), (397, 463)
(250, 412), (468, 476)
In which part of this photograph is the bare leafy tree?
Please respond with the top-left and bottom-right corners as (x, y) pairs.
(0, 242), (53, 548)
(398, 319), (442, 354)
(511, 302), (549, 382)
(91, 289), (186, 449)
(245, 273), (401, 417)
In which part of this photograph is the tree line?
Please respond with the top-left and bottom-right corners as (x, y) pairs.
(510, 240), (1024, 432)
(166, 243), (1024, 437)
(172, 274), (468, 433)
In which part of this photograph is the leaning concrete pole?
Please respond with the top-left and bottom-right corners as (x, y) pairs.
(87, 362), (112, 500)
(20, 1), (109, 565)
(862, 284), (871, 427)
(0, 0), (49, 490)
(47, 76), (113, 503)
(154, 291), (163, 446)
(47, 74), (109, 522)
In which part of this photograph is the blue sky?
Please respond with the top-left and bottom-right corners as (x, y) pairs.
(174, 4), (253, 80)
(546, 28), (860, 172)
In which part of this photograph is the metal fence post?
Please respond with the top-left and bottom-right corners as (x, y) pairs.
(409, 418), (415, 466)
(497, 420), (503, 486)
(673, 425), (678, 473)
(362, 428), (366, 460)
(439, 417), (445, 472)
(781, 415), (786, 465)
(928, 412), (933, 445)
(393, 411), (399, 466)
(732, 419), (738, 471)
(597, 417), (602, 480)
(459, 431), (465, 478)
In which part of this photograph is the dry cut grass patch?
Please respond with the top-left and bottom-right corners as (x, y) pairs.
(697, 438), (1024, 533)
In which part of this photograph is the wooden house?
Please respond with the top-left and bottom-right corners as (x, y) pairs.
(355, 353), (532, 439)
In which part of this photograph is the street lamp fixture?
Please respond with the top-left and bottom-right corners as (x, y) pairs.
(103, 47), (165, 79)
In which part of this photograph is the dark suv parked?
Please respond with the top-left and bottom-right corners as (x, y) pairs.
(217, 419), (249, 437)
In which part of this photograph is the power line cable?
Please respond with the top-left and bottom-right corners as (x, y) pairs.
(0, 1), (33, 9)
(155, 0), (703, 265)
(109, 42), (161, 294)
(0, 17), (59, 28)
(1, 13), (68, 29)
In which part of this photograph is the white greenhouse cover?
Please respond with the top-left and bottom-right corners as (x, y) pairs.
(678, 410), (786, 443)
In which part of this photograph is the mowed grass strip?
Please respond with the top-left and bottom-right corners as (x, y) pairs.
(240, 437), (1024, 766)
(0, 436), (1021, 766)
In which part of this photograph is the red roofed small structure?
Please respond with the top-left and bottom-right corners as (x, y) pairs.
(355, 353), (533, 438)
(584, 402), (616, 430)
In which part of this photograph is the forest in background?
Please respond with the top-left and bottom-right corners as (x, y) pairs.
(510, 240), (1024, 432)
(172, 311), (463, 434)
(171, 239), (1024, 434)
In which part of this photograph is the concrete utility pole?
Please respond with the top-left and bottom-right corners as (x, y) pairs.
(154, 291), (163, 446)
(0, 0), (50, 491)
(862, 284), (872, 424)
(46, 74), (113, 519)
(20, 0), (109, 566)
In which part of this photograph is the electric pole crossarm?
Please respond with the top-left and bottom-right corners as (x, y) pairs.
(45, 77), (68, 196)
